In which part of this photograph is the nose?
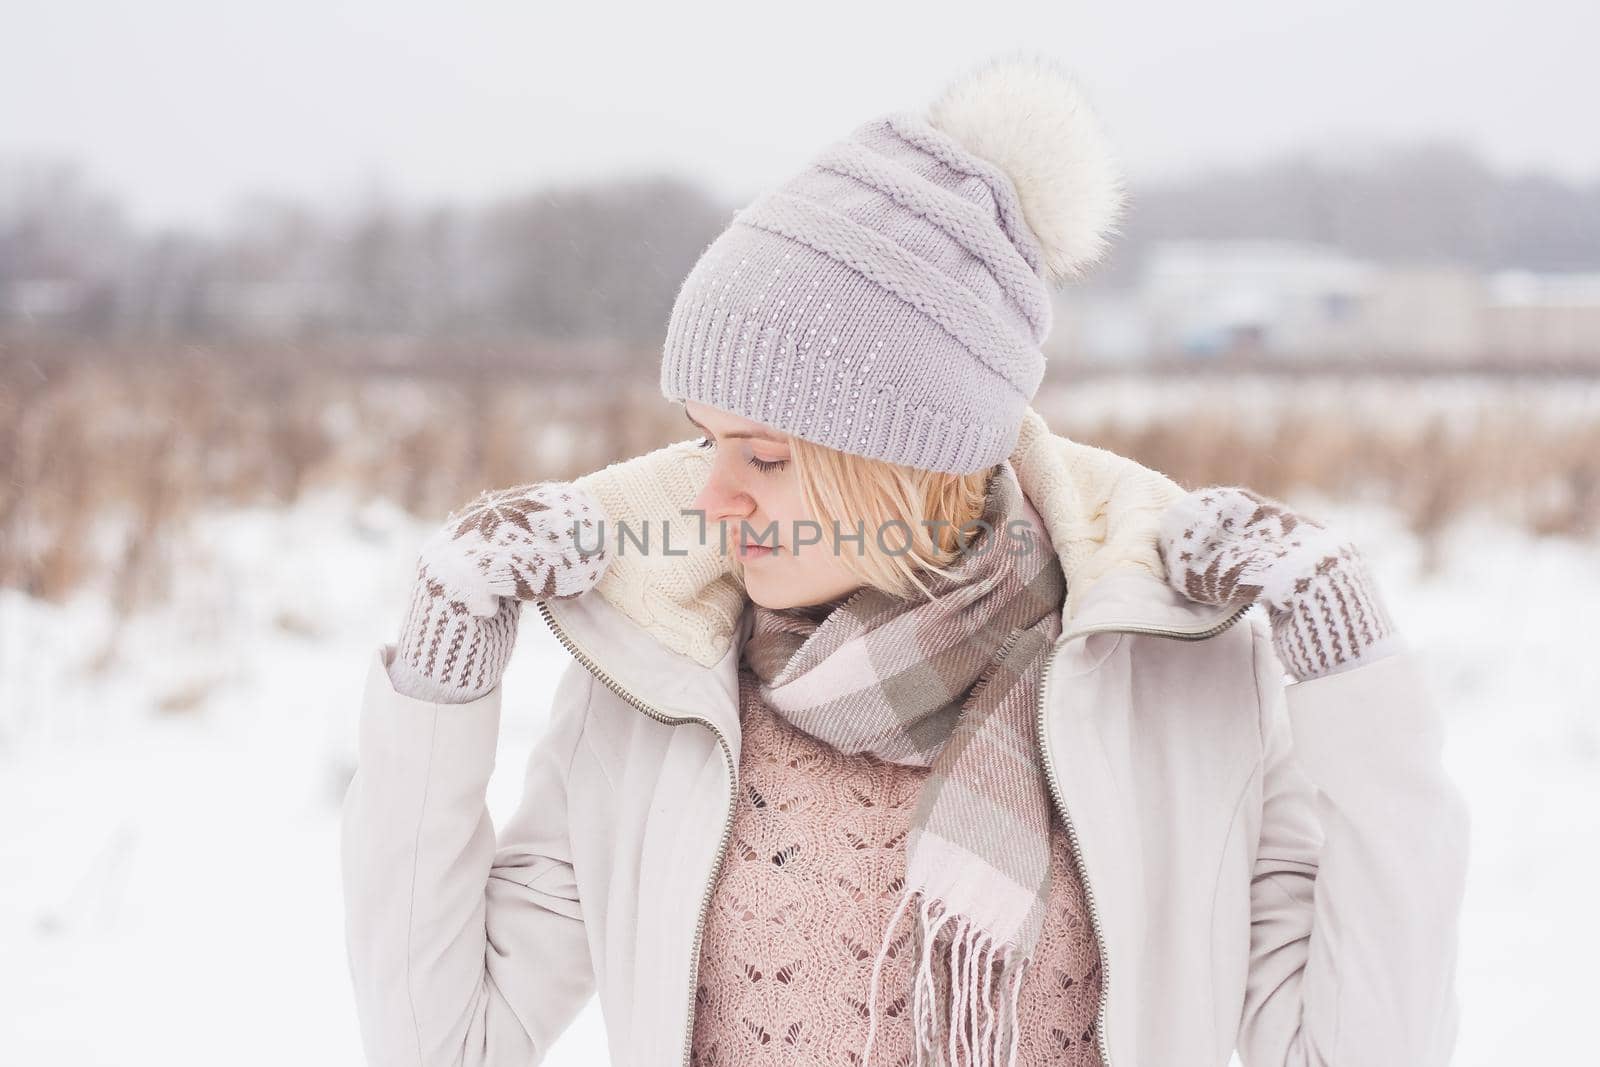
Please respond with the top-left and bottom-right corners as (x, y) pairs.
(689, 461), (753, 529)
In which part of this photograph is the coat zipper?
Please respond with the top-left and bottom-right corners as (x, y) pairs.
(533, 599), (739, 1067)
(540, 592), (1251, 1067)
(1037, 598), (1253, 1067)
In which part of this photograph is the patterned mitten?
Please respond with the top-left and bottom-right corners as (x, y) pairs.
(387, 481), (611, 703)
(1156, 486), (1404, 681)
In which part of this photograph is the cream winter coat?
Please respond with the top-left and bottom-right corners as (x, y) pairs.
(340, 406), (1471, 1067)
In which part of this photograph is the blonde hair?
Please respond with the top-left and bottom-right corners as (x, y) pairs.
(782, 435), (997, 602)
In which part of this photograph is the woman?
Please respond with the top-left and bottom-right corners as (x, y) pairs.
(341, 53), (1469, 1067)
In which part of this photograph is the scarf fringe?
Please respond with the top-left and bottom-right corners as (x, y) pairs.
(861, 889), (1030, 1067)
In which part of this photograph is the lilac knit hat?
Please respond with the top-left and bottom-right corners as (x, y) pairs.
(659, 52), (1127, 474)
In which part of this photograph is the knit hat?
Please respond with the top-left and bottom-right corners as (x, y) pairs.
(659, 52), (1127, 475)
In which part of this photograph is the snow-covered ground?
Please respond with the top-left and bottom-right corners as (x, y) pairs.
(1, 485), (1595, 1065)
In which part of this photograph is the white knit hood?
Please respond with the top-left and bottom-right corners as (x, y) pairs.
(567, 405), (1213, 669)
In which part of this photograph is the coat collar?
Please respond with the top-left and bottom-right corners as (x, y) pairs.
(536, 405), (1239, 746)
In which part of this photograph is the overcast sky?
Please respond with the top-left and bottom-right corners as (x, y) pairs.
(3, 0), (1594, 232)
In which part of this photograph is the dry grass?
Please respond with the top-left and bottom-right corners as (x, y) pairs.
(2, 358), (1594, 618)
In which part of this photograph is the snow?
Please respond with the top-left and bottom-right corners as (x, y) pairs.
(1, 485), (1594, 1064)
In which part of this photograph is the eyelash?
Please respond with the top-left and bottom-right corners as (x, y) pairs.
(696, 435), (788, 473)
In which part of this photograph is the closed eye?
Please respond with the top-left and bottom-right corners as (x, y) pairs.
(688, 422), (787, 473)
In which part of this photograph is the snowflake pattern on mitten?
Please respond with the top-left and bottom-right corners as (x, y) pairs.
(1156, 486), (1404, 681)
(388, 481), (611, 703)
(420, 482), (611, 615)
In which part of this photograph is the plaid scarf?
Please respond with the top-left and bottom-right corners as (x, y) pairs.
(741, 461), (1066, 1067)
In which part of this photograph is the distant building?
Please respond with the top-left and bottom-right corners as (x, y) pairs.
(1349, 265), (1487, 363)
(1139, 240), (1374, 360)
(1047, 285), (1149, 364)
(1050, 240), (1600, 367)
(1484, 270), (1600, 363)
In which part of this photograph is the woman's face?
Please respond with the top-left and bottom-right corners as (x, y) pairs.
(683, 400), (862, 610)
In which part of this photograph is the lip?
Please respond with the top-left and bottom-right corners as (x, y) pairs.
(736, 540), (778, 561)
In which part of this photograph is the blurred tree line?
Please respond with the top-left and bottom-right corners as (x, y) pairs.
(1100, 138), (1600, 285)
(2, 137), (1597, 372)
(0, 163), (734, 375)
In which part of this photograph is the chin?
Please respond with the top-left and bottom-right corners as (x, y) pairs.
(741, 560), (858, 612)
(740, 569), (795, 611)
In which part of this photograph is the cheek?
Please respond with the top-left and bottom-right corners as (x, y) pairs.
(747, 469), (807, 523)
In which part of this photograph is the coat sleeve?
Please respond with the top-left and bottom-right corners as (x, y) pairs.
(340, 642), (598, 1067)
(1235, 614), (1471, 1067)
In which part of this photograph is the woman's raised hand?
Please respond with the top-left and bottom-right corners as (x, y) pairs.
(1156, 485), (1404, 681)
(386, 481), (611, 703)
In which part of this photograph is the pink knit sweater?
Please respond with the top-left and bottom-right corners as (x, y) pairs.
(690, 666), (1104, 1066)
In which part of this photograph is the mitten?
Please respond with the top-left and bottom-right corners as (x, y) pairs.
(1156, 486), (1405, 681)
(387, 481), (611, 703)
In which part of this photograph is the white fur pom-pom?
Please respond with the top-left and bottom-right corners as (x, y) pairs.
(926, 51), (1128, 284)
